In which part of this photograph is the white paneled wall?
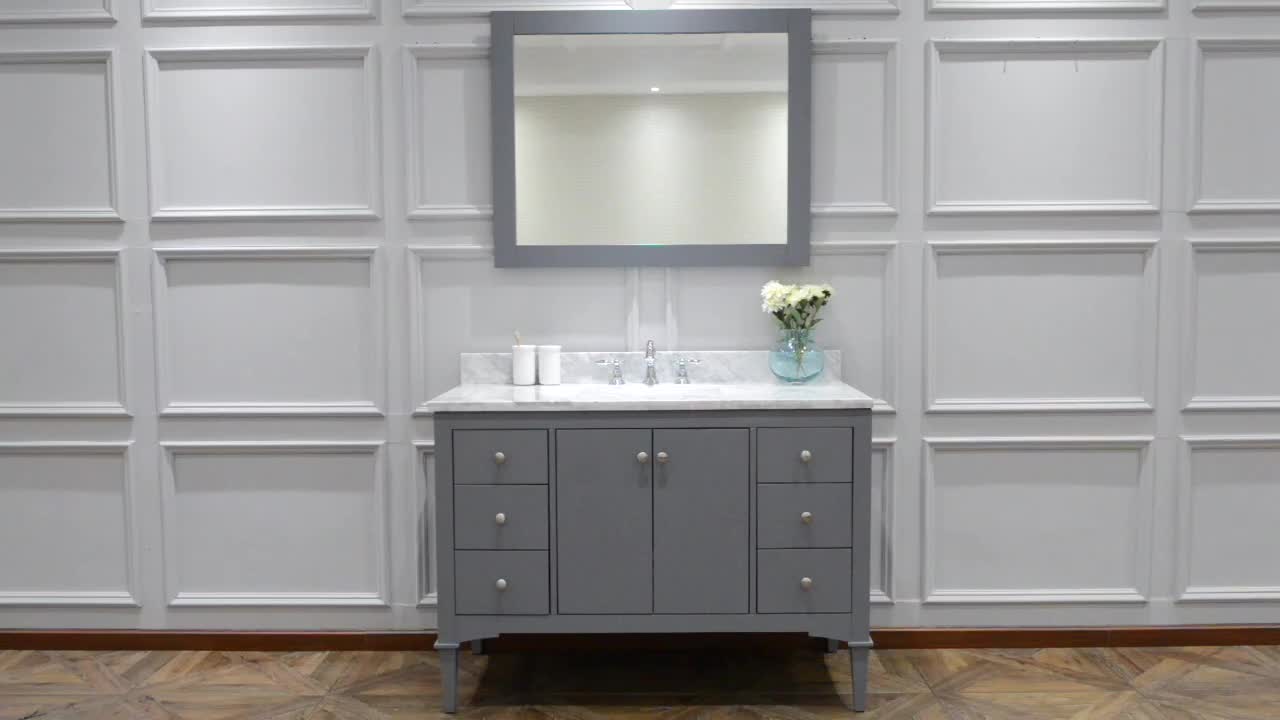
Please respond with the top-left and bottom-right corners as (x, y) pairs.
(1, 0), (1279, 632)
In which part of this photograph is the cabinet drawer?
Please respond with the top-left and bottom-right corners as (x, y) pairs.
(757, 484), (851, 549)
(757, 548), (852, 614)
(757, 428), (852, 484)
(455, 550), (549, 615)
(454, 430), (547, 485)
(455, 485), (548, 550)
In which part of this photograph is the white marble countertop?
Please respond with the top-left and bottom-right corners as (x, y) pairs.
(424, 381), (874, 413)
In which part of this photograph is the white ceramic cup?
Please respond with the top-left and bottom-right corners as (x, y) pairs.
(537, 345), (562, 385)
(512, 345), (536, 386)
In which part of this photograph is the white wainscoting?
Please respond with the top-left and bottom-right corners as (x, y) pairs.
(0, 51), (118, 221)
(1183, 239), (1280, 410)
(152, 247), (384, 417)
(0, 250), (128, 417)
(1177, 437), (1280, 602)
(926, 240), (1158, 413)
(923, 437), (1154, 605)
(144, 46), (382, 220)
(1189, 40), (1280, 214)
(927, 39), (1164, 215)
(0, 0), (113, 24)
(2, 1), (1279, 631)
(143, 0), (375, 21)
(160, 442), (388, 607)
(0, 443), (137, 606)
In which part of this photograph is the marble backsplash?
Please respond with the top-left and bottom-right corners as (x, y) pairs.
(460, 350), (842, 386)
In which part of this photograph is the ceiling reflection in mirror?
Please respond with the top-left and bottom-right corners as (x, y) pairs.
(513, 33), (789, 247)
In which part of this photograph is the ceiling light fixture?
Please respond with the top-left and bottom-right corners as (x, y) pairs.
(650, 86), (661, 93)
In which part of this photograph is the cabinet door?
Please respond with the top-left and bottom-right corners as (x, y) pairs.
(653, 428), (750, 614)
(556, 428), (653, 614)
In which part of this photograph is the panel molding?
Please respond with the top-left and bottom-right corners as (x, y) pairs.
(404, 0), (898, 17)
(151, 246), (385, 417)
(812, 241), (897, 414)
(144, 46), (381, 221)
(926, 39), (1164, 216)
(0, 442), (138, 607)
(160, 441), (390, 608)
(925, 240), (1158, 413)
(0, 249), (129, 417)
(930, 0), (1163, 11)
(1188, 39), (1280, 214)
(405, 44), (494, 221)
(922, 436), (1155, 605)
(810, 40), (899, 218)
(0, 1), (113, 24)
(1194, 0), (1280, 9)
(0, 50), (120, 221)
(1182, 238), (1280, 411)
(415, 441), (438, 608)
(1177, 435), (1280, 603)
(407, 245), (494, 415)
(871, 437), (895, 605)
(143, 0), (374, 21)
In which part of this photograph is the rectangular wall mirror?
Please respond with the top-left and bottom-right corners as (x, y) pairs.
(491, 9), (811, 268)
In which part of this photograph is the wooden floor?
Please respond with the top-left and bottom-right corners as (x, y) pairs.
(1, 645), (1277, 719)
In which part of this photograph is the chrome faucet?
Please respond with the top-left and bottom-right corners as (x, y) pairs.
(596, 357), (625, 385)
(644, 340), (658, 386)
(674, 356), (701, 384)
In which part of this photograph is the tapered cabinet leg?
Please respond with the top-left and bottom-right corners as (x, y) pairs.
(827, 638), (840, 654)
(851, 647), (869, 712)
(472, 639), (485, 655)
(436, 642), (460, 713)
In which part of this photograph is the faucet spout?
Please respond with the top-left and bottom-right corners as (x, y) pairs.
(644, 340), (658, 385)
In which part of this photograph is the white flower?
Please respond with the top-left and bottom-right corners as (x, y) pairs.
(760, 281), (791, 313)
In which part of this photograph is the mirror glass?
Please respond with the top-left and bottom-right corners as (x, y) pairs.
(513, 33), (789, 247)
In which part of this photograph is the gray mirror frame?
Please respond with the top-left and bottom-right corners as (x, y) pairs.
(491, 9), (812, 268)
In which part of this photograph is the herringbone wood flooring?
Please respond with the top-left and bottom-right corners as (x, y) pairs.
(1, 645), (1277, 719)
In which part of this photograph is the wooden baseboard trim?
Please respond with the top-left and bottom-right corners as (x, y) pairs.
(2, 626), (1278, 652)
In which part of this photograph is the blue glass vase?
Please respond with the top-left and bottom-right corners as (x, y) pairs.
(770, 328), (824, 384)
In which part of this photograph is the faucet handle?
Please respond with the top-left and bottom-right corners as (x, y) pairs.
(595, 357), (625, 385)
(673, 356), (701, 384)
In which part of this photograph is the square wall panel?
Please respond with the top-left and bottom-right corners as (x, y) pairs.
(928, 242), (1155, 412)
(926, 440), (1151, 603)
(406, 46), (492, 219)
(670, 247), (894, 410)
(155, 249), (380, 416)
(144, 0), (373, 20)
(163, 444), (385, 605)
(928, 40), (1162, 214)
(0, 52), (116, 220)
(0, 446), (133, 605)
(0, 253), (124, 415)
(1188, 242), (1280, 409)
(413, 251), (629, 406)
(1182, 441), (1280, 599)
(145, 47), (379, 220)
(1192, 41), (1280, 212)
(811, 42), (896, 216)
(0, 1), (112, 22)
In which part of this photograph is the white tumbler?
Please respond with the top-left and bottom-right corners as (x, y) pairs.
(512, 345), (536, 386)
(537, 345), (562, 385)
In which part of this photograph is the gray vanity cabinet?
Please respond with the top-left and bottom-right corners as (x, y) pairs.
(432, 410), (872, 713)
(556, 428), (653, 614)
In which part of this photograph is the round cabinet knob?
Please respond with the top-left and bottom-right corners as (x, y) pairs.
(494, 512), (507, 526)
(494, 451), (506, 465)
(656, 451), (669, 464)
(637, 451), (649, 464)
(800, 577), (814, 591)
(800, 450), (813, 464)
(800, 511), (813, 524)
(495, 578), (508, 592)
